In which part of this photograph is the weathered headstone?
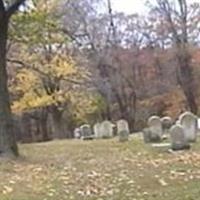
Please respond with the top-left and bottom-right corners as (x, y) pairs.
(170, 124), (190, 151)
(80, 124), (93, 140)
(176, 119), (181, 125)
(93, 123), (102, 138)
(142, 128), (152, 143)
(161, 116), (173, 134)
(74, 128), (81, 139)
(179, 112), (198, 142)
(142, 128), (151, 143)
(143, 116), (163, 142)
(146, 116), (162, 142)
(117, 119), (129, 142)
(198, 118), (200, 130)
(100, 120), (114, 138)
(197, 118), (200, 136)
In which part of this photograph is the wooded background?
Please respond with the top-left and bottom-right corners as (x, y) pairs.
(1, 0), (200, 154)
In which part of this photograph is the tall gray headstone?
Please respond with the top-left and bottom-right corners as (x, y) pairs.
(117, 119), (129, 142)
(179, 112), (198, 142)
(100, 120), (114, 138)
(197, 118), (200, 136)
(147, 116), (162, 142)
(198, 118), (200, 130)
(161, 116), (172, 134)
(93, 123), (102, 138)
(142, 128), (151, 143)
(170, 124), (190, 151)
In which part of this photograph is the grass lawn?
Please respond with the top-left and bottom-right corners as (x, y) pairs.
(1, 135), (200, 200)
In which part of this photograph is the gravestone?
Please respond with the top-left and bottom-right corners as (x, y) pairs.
(198, 118), (200, 136)
(142, 128), (152, 143)
(198, 118), (200, 130)
(80, 124), (94, 140)
(100, 120), (114, 138)
(146, 116), (162, 142)
(176, 119), (181, 125)
(161, 116), (172, 134)
(179, 112), (198, 142)
(170, 124), (190, 151)
(74, 128), (81, 139)
(93, 123), (102, 138)
(117, 119), (129, 142)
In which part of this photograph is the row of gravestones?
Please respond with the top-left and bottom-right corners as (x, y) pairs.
(143, 111), (198, 150)
(74, 120), (130, 142)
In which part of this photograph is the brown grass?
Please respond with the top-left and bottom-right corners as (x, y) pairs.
(1, 135), (200, 200)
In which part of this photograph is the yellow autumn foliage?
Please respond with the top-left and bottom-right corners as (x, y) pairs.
(12, 69), (38, 93)
(9, 0), (104, 124)
(69, 91), (102, 123)
(11, 54), (102, 124)
(42, 55), (77, 79)
(11, 55), (76, 111)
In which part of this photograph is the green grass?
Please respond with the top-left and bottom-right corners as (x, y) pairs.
(1, 135), (200, 200)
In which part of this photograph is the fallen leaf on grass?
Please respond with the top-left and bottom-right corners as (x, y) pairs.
(2, 186), (13, 194)
(158, 179), (168, 186)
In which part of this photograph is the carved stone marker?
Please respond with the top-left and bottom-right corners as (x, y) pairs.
(117, 120), (129, 142)
(170, 124), (190, 151)
(80, 124), (93, 140)
(161, 116), (173, 134)
(179, 112), (198, 142)
(145, 116), (162, 142)
(93, 123), (102, 138)
(100, 120), (114, 138)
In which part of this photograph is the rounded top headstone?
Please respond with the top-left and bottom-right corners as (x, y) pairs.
(80, 124), (92, 137)
(148, 116), (161, 126)
(80, 124), (91, 129)
(117, 119), (129, 132)
(178, 111), (197, 142)
(179, 111), (197, 121)
(170, 124), (184, 133)
(170, 124), (185, 141)
(161, 116), (172, 123)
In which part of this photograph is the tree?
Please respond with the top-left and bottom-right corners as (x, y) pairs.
(11, 54), (102, 139)
(9, 0), (99, 139)
(11, 54), (83, 138)
(0, 0), (26, 157)
(150, 0), (200, 114)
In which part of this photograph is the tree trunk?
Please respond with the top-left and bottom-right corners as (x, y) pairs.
(177, 47), (198, 114)
(0, 17), (18, 156)
(21, 113), (32, 143)
(53, 116), (65, 139)
(128, 91), (137, 132)
(39, 109), (50, 142)
(51, 107), (65, 139)
(180, 69), (197, 114)
(102, 103), (112, 121)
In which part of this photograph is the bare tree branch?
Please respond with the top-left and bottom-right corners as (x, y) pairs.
(7, 58), (88, 86)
